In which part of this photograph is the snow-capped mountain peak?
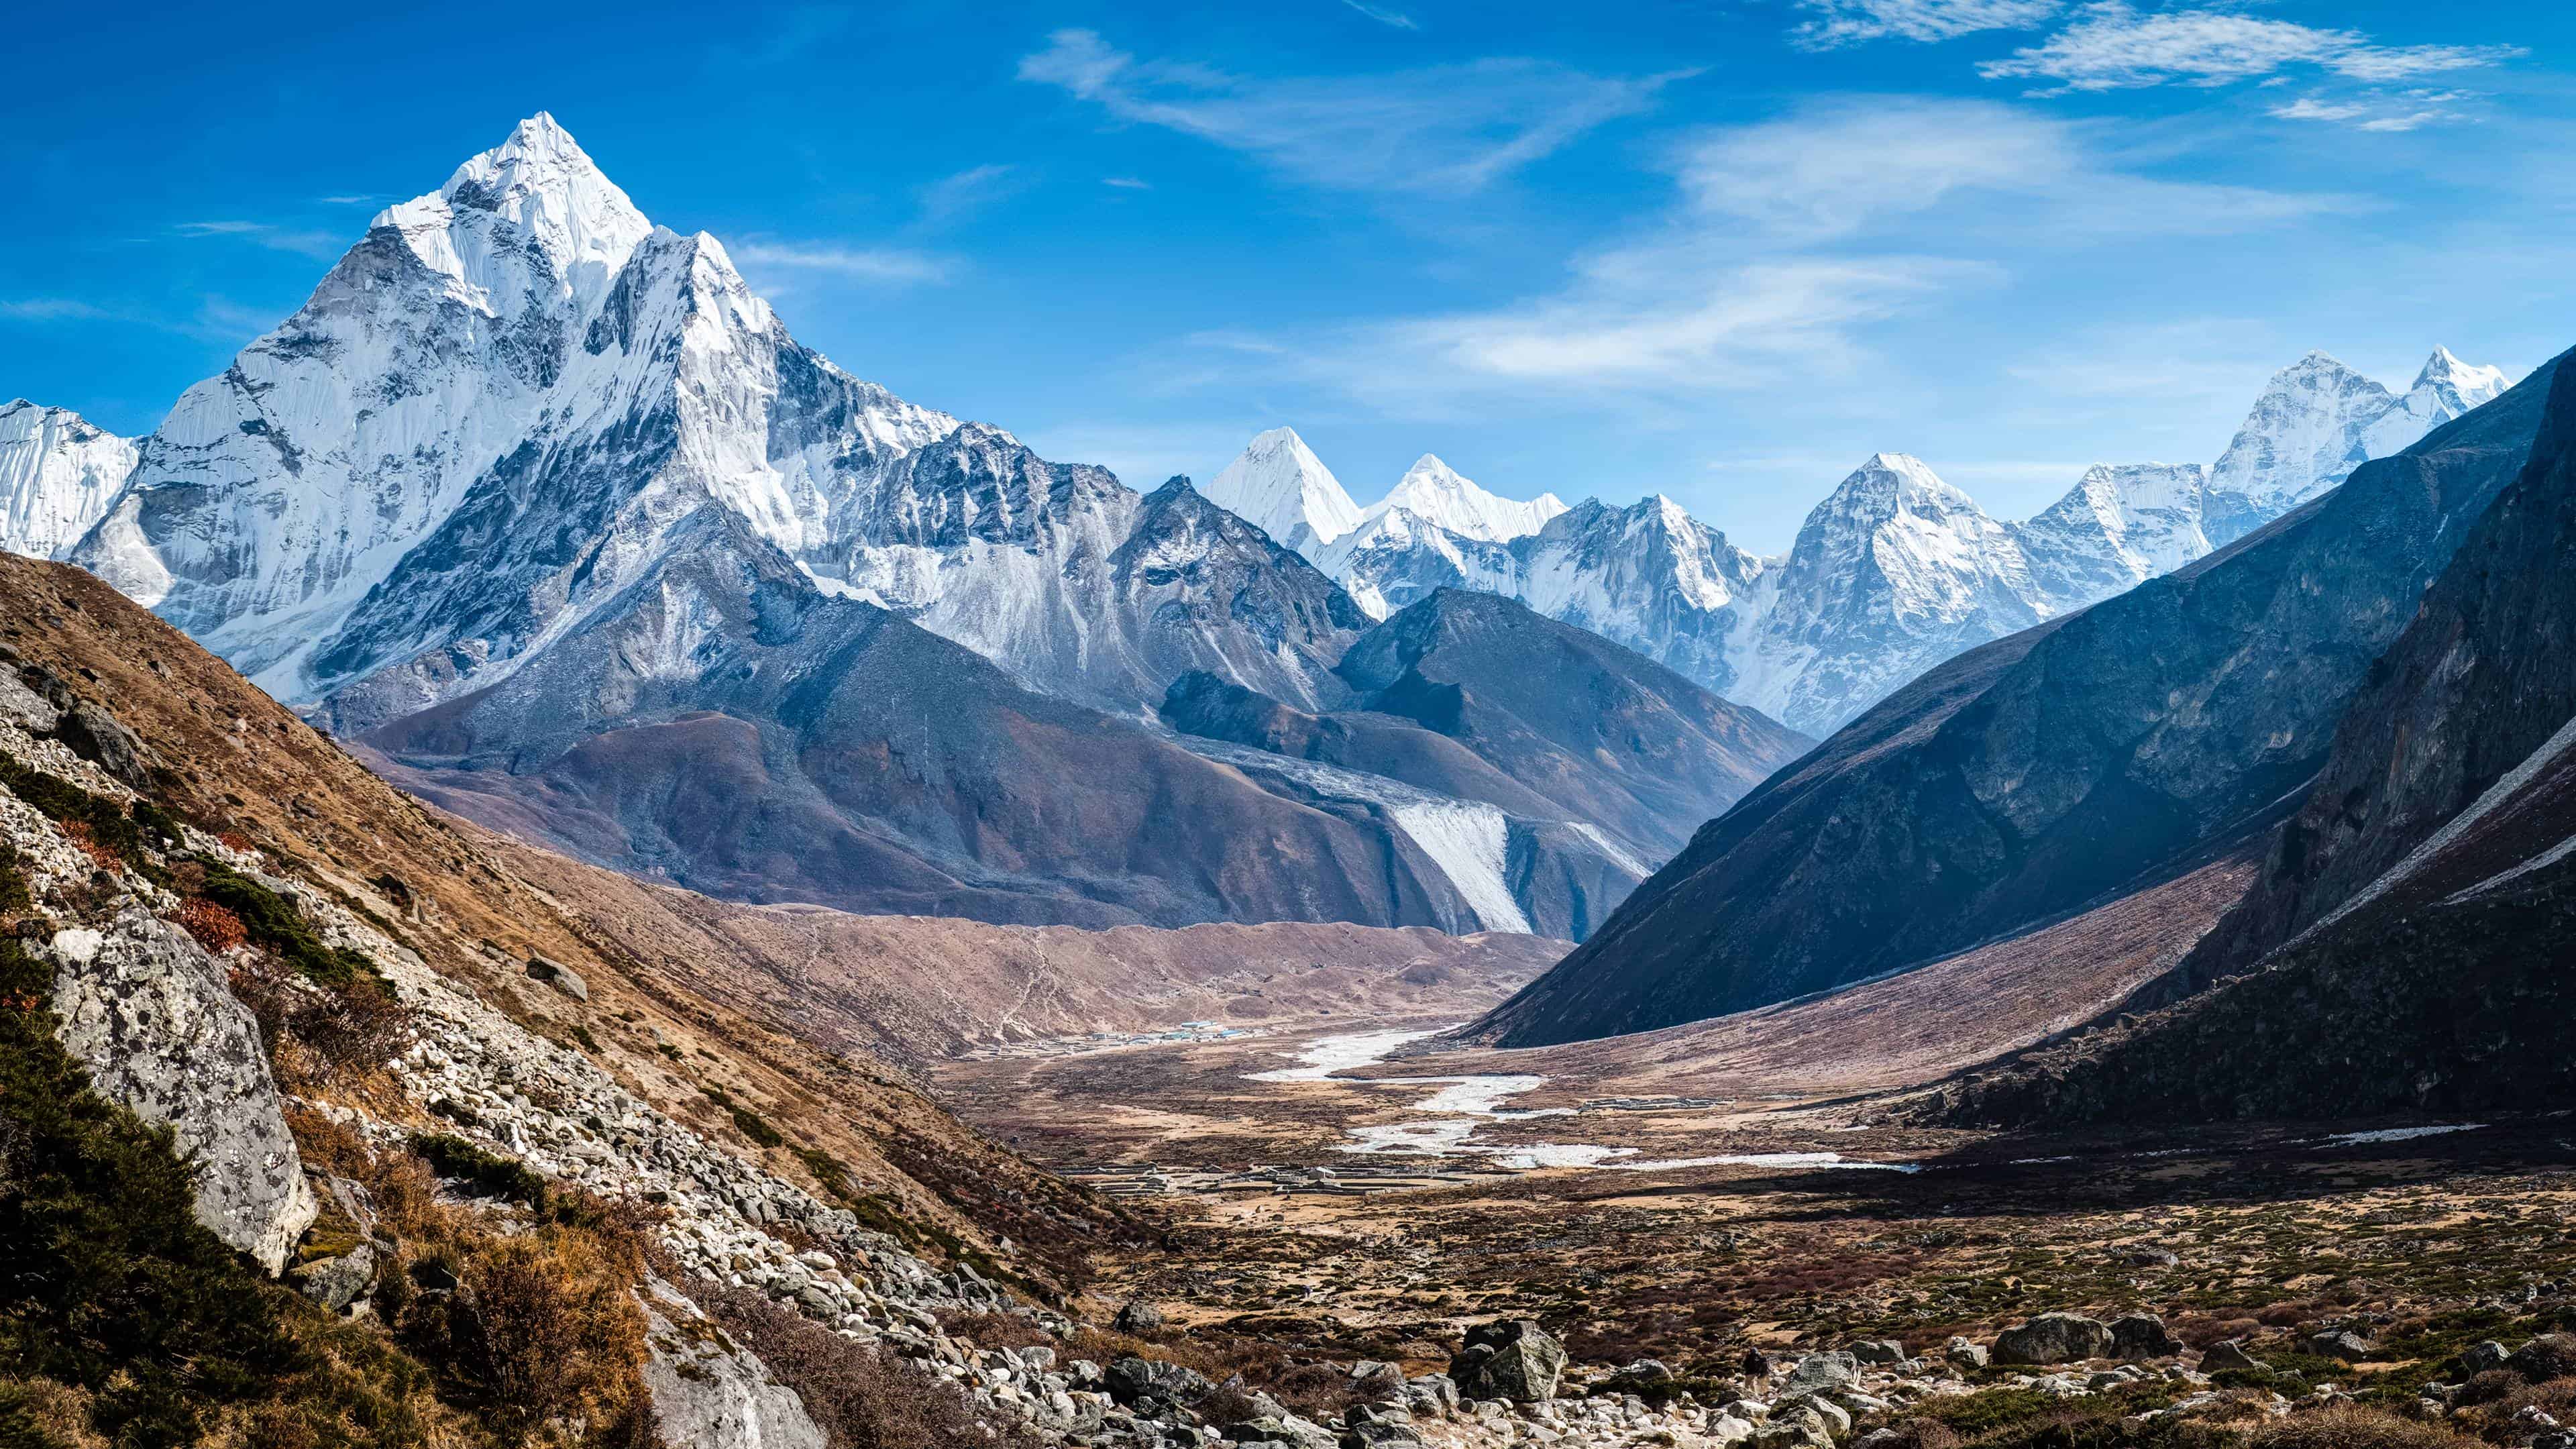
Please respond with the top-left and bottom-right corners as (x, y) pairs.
(2410, 345), (2510, 406)
(379, 111), (650, 319)
(1201, 426), (1363, 547)
(0, 400), (136, 561)
(2204, 345), (2508, 545)
(1373, 453), (1567, 543)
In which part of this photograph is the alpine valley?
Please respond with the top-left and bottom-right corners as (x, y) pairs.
(11, 107), (2576, 1449)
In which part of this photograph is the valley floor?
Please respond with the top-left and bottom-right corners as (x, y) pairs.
(936, 1012), (2576, 1425)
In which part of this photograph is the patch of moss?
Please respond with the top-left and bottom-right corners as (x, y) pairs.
(195, 861), (385, 989)
(407, 1133), (547, 1208)
(701, 1087), (787, 1150)
(0, 753), (144, 865)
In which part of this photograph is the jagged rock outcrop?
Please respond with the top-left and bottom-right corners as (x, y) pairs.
(1468, 353), (2560, 1048)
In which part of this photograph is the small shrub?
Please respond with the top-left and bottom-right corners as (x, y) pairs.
(176, 898), (248, 953)
(407, 1134), (547, 1208)
(195, 862), (381, 988)
(2245, 1404), (2481, 1448)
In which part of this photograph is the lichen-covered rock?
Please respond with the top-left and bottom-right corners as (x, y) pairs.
(1994, 1313), (2114, 1366)
(46, 900), (317, 1273)
(1450, 1320), (1567, 1403)
(639, 1277), (828, 1449)
(52, 698), (155, 791)
(290, 1244), (378, 1313)
(1780, 1350), (1860, 1396)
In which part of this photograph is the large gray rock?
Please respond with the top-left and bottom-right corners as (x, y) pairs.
(52, 698), (156, 792)
(1993, 1313), (2114, 1366)
(47, 902), (318, 1273)
(1449, 1320), (1567, 1403)
(2199, 1340), (2262, 1373)
(1780, 1350), (1860, 1396)
(2111, 1313), (2182, 1360)
(525, 954), (588, 1002)
(1106, 1355), (1216, 1412)
(290, 1244), (378, 1313)
(2308, 1329), (2374, 1362)
(639, 1278), (827, 1449)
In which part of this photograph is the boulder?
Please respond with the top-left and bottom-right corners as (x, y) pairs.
(1403, 1373), (1460, 1419)
(2198, 1340), (2263, 1373)
(525, 954), (589, 1002)
(52, 699), (156, 792)
(2110, 1313), (2182, 1360)
(1605, 1358), (1677, 1391)
(1849, 1339), (1909, 1365)
(1106, 1355), (1215, 1411)
(1780, 1351), (1861, 1396)
(290, 1244), (378, 1313)
(1752, 1406), (1836, 1448)
(1993, 1313), (2114, 1366)
(1114, 1299), (1167, 1333)
(1448, 1320), (1567, 1403)
(46, 902), (317, 1273)
(2508, 1335), (2576, 1381)
(2457, 1340), (2511, 1376)
(2307, 1330), (2374, 1362)
(1946, 1337), (1990, 1369)
(638, 1277), (828, 1449)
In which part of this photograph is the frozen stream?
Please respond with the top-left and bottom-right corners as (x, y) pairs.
(1247, 1028), (1918, 1174)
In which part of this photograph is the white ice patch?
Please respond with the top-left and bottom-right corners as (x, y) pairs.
(1389, 800), (1531, 935)
(1246, 1028), (1439, 1083)
(1565, 822), (1654, 881)
(2320, 1124), (2484, 1146)
(1609, 1152), (1921, 1174)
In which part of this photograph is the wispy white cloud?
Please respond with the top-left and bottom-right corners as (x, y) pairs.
(1980, 4), (2523, 94)
(729, 241), (955, 284)
(1341, 0), (1419, 30)
(1017, 28), (1684, 197)
(2271, 90), (2475, 131)
(1102, 176), (1152, 190)
(1795, 0), (2061, 49)
(1189, 98), (2347, 409)
(315, 194), (382, 206)
(175, 220), (345, 260)
(0, 298), (109, 321)
(916, 164), (1020, 227)
(1666, 98), (2349, 244)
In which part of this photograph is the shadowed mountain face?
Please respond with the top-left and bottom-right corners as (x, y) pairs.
(1157, 592), (1808, 941)
(1329, 590), (1811, 857)
(1949, 353), (2576, 1124)
(1469, 354), (2563, 1050)
(362, 508), (1484, 931)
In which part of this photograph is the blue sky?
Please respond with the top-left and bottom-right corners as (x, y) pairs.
(4, 0), (2569, 550)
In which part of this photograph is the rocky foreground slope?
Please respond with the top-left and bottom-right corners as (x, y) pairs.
(0, 551), (1561, 1448)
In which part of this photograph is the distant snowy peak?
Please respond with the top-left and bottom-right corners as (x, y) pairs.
(2014, 462), (2210, 610)
(0, 401), (135, 560)
(2204, 346), (2508, 545)
(1201, 426), (1364, 547)
(1372, 453), (1568, 543)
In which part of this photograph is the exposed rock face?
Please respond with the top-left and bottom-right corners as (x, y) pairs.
(357, 511), (1484, 932)
(639, 1277), (829, 1449)
(1157, 590), (1809, 938)
(1468, 356), (2559, 1048)
(1993, 1313), (2113, 1366)
(44, 902), (319, 1274)
(1449, 1320), (1567, 1403)
(1947, 350), (2576, 1126)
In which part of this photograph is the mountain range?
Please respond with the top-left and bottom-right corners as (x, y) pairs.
(1469, 347), (2561, 1048)
(0, 115), (1804, 940)
(1203, 350), (2505, 735)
